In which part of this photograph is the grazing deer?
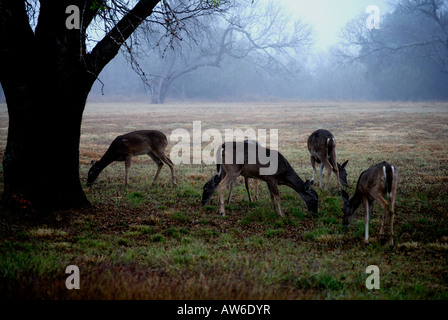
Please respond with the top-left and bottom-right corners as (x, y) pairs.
(307, 129), (349, 189)
(213, 140), (318, 216)
(202, 140), (259, 206)
(341, 161), (398, 245)
(87, 130), (176, 187)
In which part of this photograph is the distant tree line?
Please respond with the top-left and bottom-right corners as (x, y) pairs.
(87, 0), (448, 102)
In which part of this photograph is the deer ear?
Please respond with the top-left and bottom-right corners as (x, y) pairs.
(341, 190), (349, 201)
(342, 160), (349, 168)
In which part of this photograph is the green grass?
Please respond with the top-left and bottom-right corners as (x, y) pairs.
(1, 101), (448, 299)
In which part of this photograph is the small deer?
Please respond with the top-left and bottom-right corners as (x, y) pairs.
(341, 161), (398, 245)
(307, 129), (349, 189)
(213, 140), (318, 216)
(202, 140), (258, 206)
(87, 130), (176, 187)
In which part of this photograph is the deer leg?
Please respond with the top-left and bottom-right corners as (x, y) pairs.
(363, 197), (371, 244)
(124, 156), (132, 186)
(244, 177), (253, 202)
(321, 158), (333, 190)
(372, 193), (389, 243)
(388, 180), (398, 246)
(379, 201), (387, 238)
(253, 179), (258, 201)
(310, 156), (316, 183)
(265, 183), (277, 215)
(218, 172), (240, 216)
(266, 182), (271, 198)
(334, 167), (341, 190)
(325, 165), (332, 190)
(267, 181), (283, 217)
(147, 151), (164, 186)
(319, 162), (324, 188)
(227, 179), (236, 203)
(389, 204), (395, 246)
(153, 151), (177, 186)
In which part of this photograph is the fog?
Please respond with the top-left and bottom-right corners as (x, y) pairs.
(2, 0), (447, 103)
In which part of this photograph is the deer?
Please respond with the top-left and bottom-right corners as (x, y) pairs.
(202, 140), (259, 206)
(87, 130), (177, 187)
(210, 140), (318, 217)
(307, 129), (349, 189)
(341, 161), (398, 246)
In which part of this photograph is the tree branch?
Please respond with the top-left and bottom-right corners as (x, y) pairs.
(0, 0), (35, 53)
(87, 0), (160, 78)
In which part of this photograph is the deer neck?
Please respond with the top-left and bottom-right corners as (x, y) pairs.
(96, 151), (116, 170)
(282, 170), (306, 195)
(349, 191), (363, 211)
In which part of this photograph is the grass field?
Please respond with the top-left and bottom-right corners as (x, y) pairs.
(1, 101), (448, 300)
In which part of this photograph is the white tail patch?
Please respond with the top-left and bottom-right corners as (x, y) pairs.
(382, 166), (386, 182)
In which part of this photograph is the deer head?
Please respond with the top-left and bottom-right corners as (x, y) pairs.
(301, 179), (318, 213)
(87, 161), (101, 186)
(341, 189), (358, 226)
(201, 174), (221, 205)
(337, 160), (349, 188)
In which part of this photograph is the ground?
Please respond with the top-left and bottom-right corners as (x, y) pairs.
(0, 101), (447, 299)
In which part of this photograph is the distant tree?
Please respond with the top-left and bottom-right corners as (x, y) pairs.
(0, 0), (232, 211)
(147, 0), (313, 104)
(335, 0), (448, 99)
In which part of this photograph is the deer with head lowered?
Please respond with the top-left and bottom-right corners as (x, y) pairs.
(202, 140), (259, 206)
(208, 140), (318, 217)
(307, 129), (349, 189)
(341, 161), (398, 245)
(87, 130), (176, 187)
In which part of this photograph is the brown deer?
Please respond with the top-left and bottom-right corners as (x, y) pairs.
(307, 129), (349, 189)
(214, 140), (318, 217)
(341, 161), (398, 245)
(202, 140), (258, 206)
(87, 130), (176, 187)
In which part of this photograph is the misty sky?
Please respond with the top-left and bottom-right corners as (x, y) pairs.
(281, 0), (392, 50)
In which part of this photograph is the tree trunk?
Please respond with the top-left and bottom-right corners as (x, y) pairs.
(151, 49), (177, 104)
(1, 38), (93, 210)
(151, 78), (170, 104)
(2, 76), (92, 210)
